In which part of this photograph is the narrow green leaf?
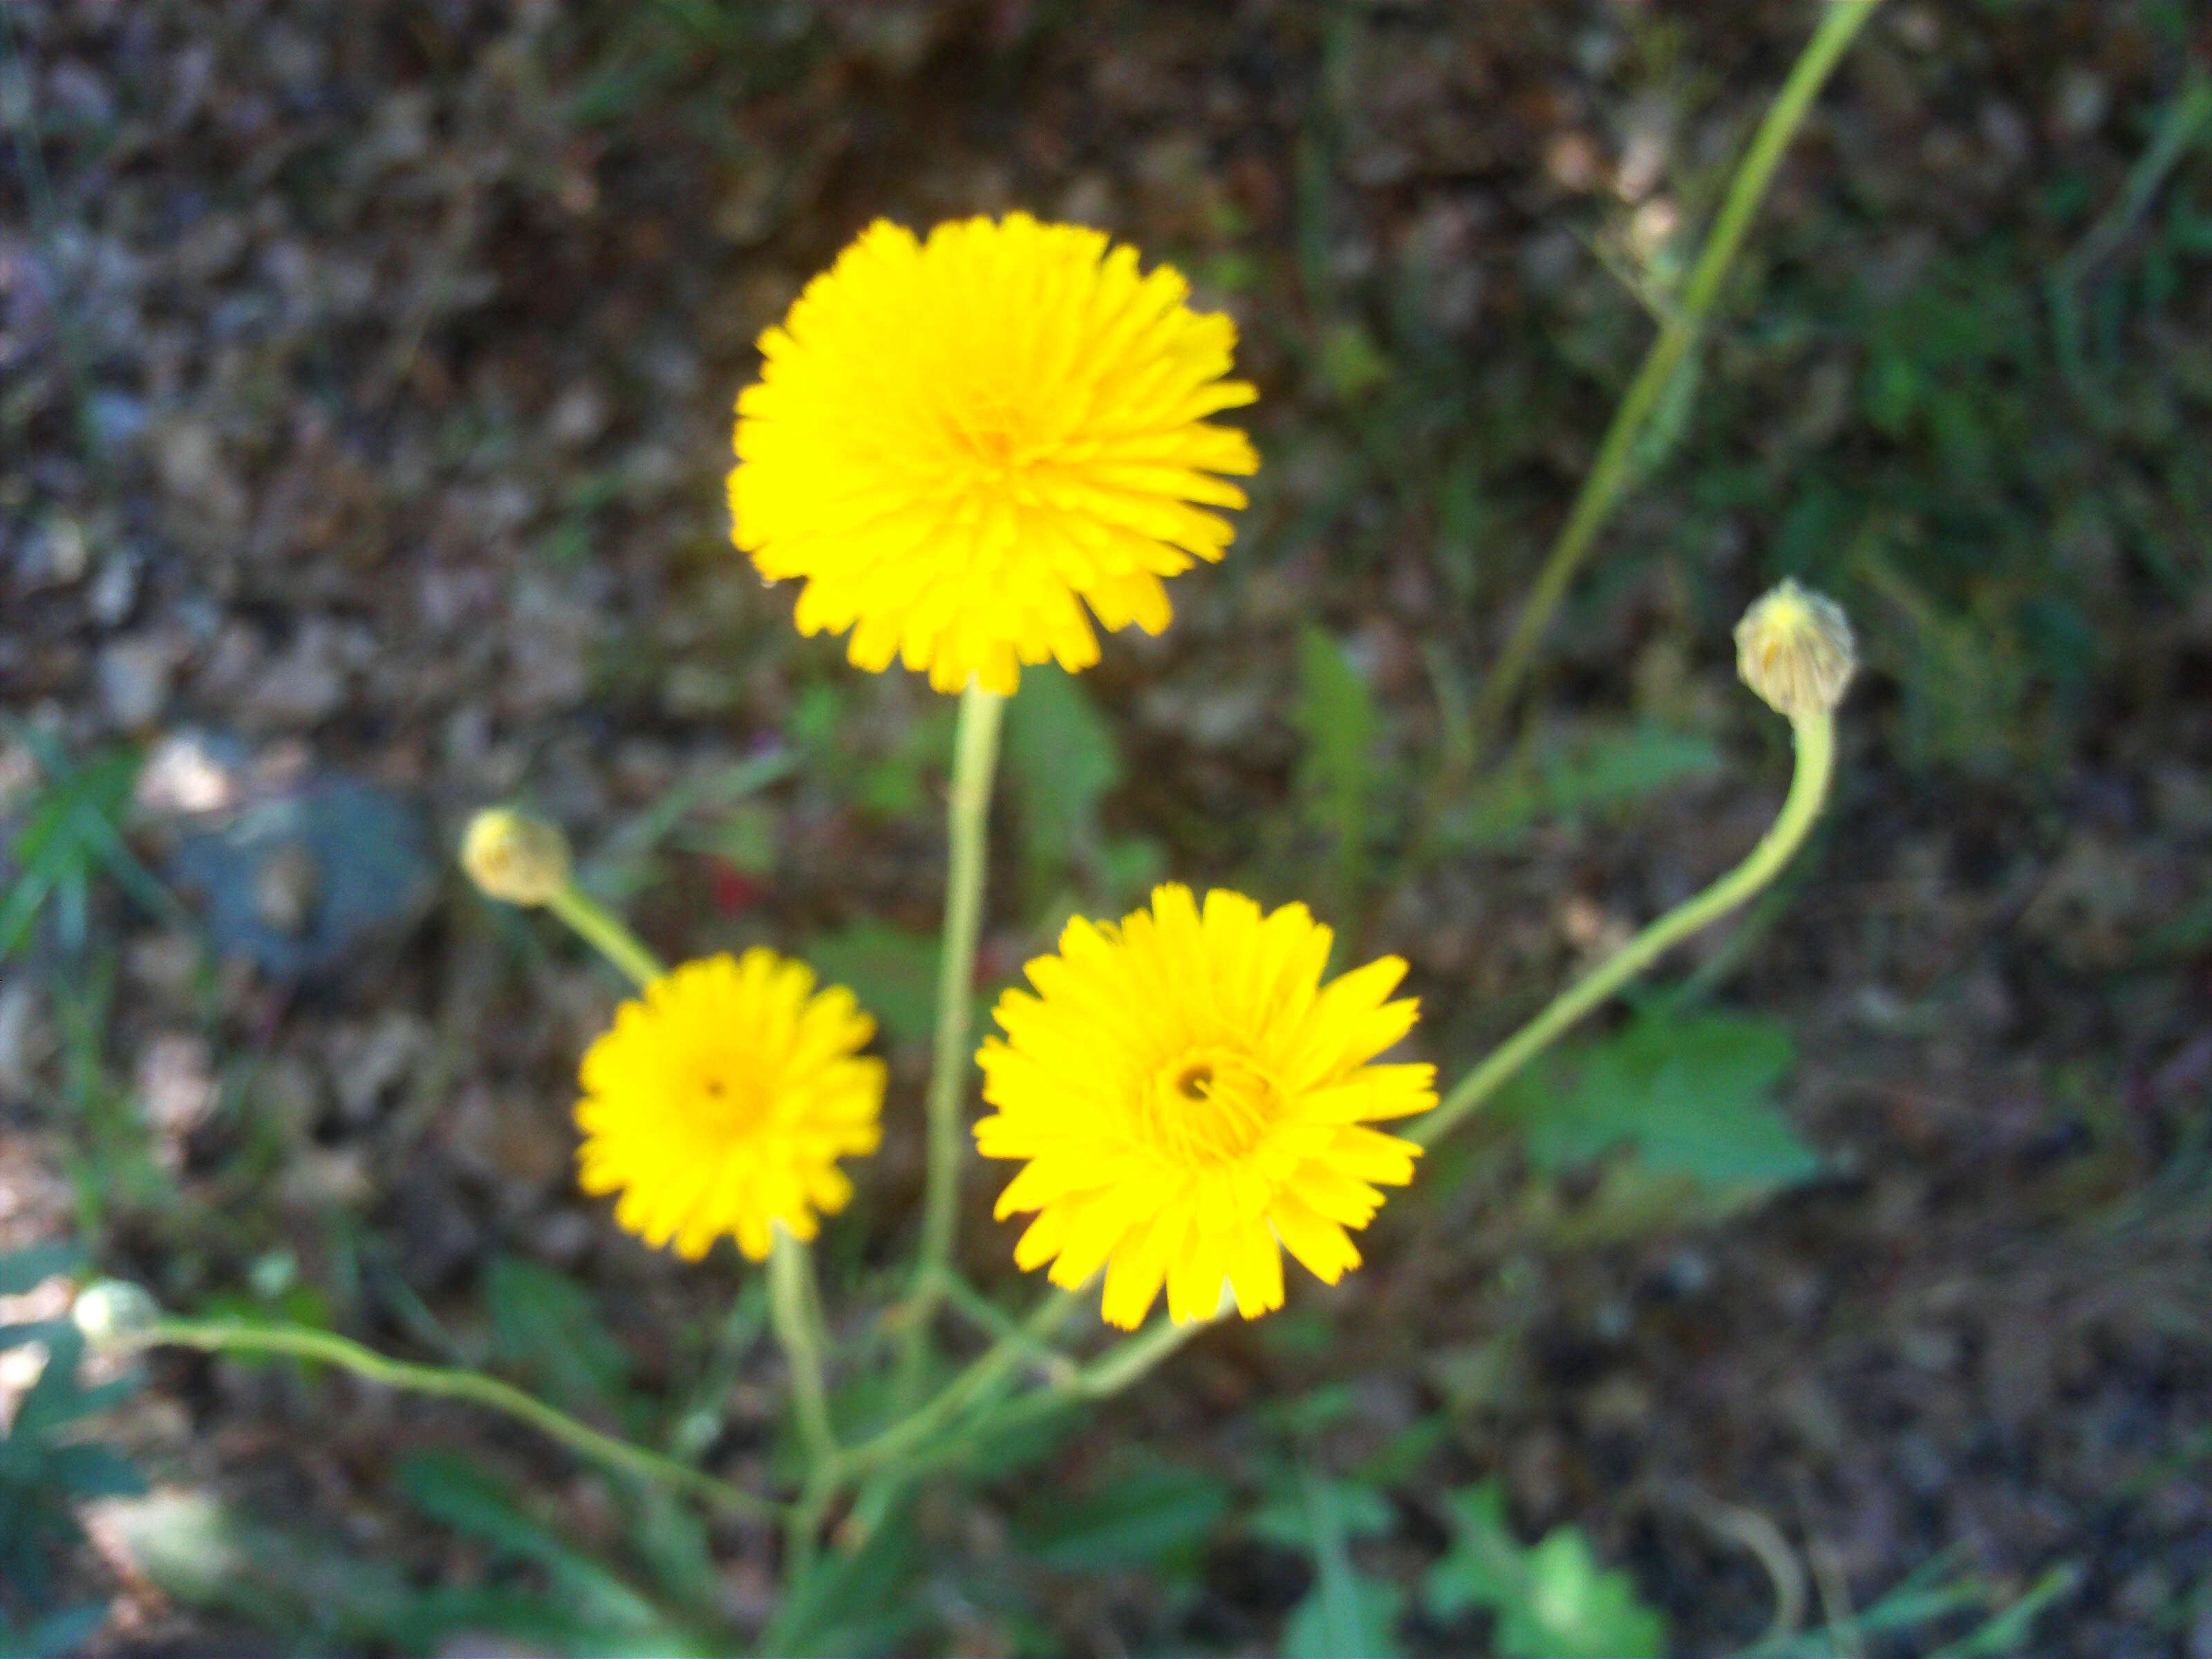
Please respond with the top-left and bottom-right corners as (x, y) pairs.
(397, 1452), (668, 1634)
(805, 921), (940, 1047)
(481, 1255), (632, 1416)
(1295, 626), (1378, 901)
(1006, 663), (1122, 903)
(1018, 1456), (1231, 1572)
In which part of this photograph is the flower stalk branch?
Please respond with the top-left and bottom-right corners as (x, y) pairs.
(768, 1226), (841, 1474)
(545, 881), (666, 991)
(1412, 706), (1836, 1151)
(1465, 0), (1882, 754)
(860, 1284), (1078, 1477)
(898, 682), (1006, 1406)
(139, 1316), (782, 1523)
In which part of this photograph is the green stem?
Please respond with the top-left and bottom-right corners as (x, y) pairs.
(1466, 0), (1881, 749)
(851, 1285), (1077, 1477)
(931, 1267), (1079, 1385)
(885, 1310), (1216, 1483)
(144, 1317), (781, 1523)
(545, 882), (666, 990)
(768, 1227), (840, 1475)
(1060, 1310), (1210, 1398)
(896, 683), (1006, 1407)
(787, 1299), (1212, 1601)
(1411, 710), (1835, 1149)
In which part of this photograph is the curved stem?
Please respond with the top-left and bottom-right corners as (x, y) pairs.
(850, 1286), (1078, 1477)
(545, 882), (665, 990)
(768, 1227), (839, 1475)
(1467, 0), (1882, 750)
(887, 1310), (1217, 1485)
(896, 683), (1006, 1407)
(1411, 711), (1835, 1150)
(145, 1317), (781, 1523)
(1062, 1309), (1211, 1400)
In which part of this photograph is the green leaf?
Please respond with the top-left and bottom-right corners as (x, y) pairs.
(1250, 1477), (1395, 1552)
(0, 1602), (106, 1658)
(1509, 1528), (1667, 1659)
(856, 704), (958, 820)
(1006, 664), (1121, 899)
(760, 1500), (924, 1658)
(626, 1484), (722, 1620)
(84, 1487), (599, 1653)
(1284, 1570), (1407, 1659)
(805, 921), (940, 1047)
(1862, 348), (1923, 436)
(1276, 1463), (1407, 1659)
(1503, 1012), (1820, 1192)
(1441, 722), (1721, 851)
(397, 1452), (673, 1639)
(44, 1442), (144, 1499)
(1318, 319), (1392, 402)
(1295, 626), (1379, 900)
(1424, 1481), (1521, 1616)
(1929, 1562), (2081, 1659)
(1424, 1481), (1665, 1659)
(481, 1255), (632, 1417)
(1016, 1456), (1232, 1573)
(0, 1241), (82, 1296)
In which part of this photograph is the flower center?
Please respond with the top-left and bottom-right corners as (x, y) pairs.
(684, 1056), (765, 1138)
(1141, 1045), (1283, 1167)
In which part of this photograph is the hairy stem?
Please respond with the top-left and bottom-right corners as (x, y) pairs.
(144, 1317), (780, 1522)
(853, 1286), (1078, 1477)
(768, 1226), (840, 1477)
(1412, 711), (1835, 1149)
(896, 682), (1006, 1407)
(545, 882), (666, 990)
(1466, 0), (1882, 749)
(888, 1309), (1217, 1483)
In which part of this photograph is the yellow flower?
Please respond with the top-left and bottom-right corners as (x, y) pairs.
(729, 213), (1259, 695)
(576, 951), (885, 1262)
(975, 885), (1434, 1329)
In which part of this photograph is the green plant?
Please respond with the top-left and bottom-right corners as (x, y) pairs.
(1425, 1481), (1667, 1659)
(0, 1244), (141, 1630)
(71, 12), (1911, 1654)
(1295, 625), (1383, 915)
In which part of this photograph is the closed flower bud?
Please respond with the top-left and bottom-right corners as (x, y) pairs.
(460, 808), (572, 907)
(1734, 579), (1856, 719)
(73, 1280), (160, 1351)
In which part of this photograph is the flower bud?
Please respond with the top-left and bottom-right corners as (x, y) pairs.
(73, 1280), (160, 1351)
(460, 807), (572, 907)
(1734, 579), (1856, 719)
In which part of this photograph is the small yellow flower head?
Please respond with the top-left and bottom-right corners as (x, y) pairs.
(1734, 579), (1856, 720)
(575, 951), (886, 1262)
(729, 213), (1260, 695)
(460, 807), (572, 908)
(975, 885), (1435, 1329)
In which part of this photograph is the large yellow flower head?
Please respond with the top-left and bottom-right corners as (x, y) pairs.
(575, 950), (885, 1262)
(729, 213), (1259, 695)
(975, 885), (1435, 1329)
